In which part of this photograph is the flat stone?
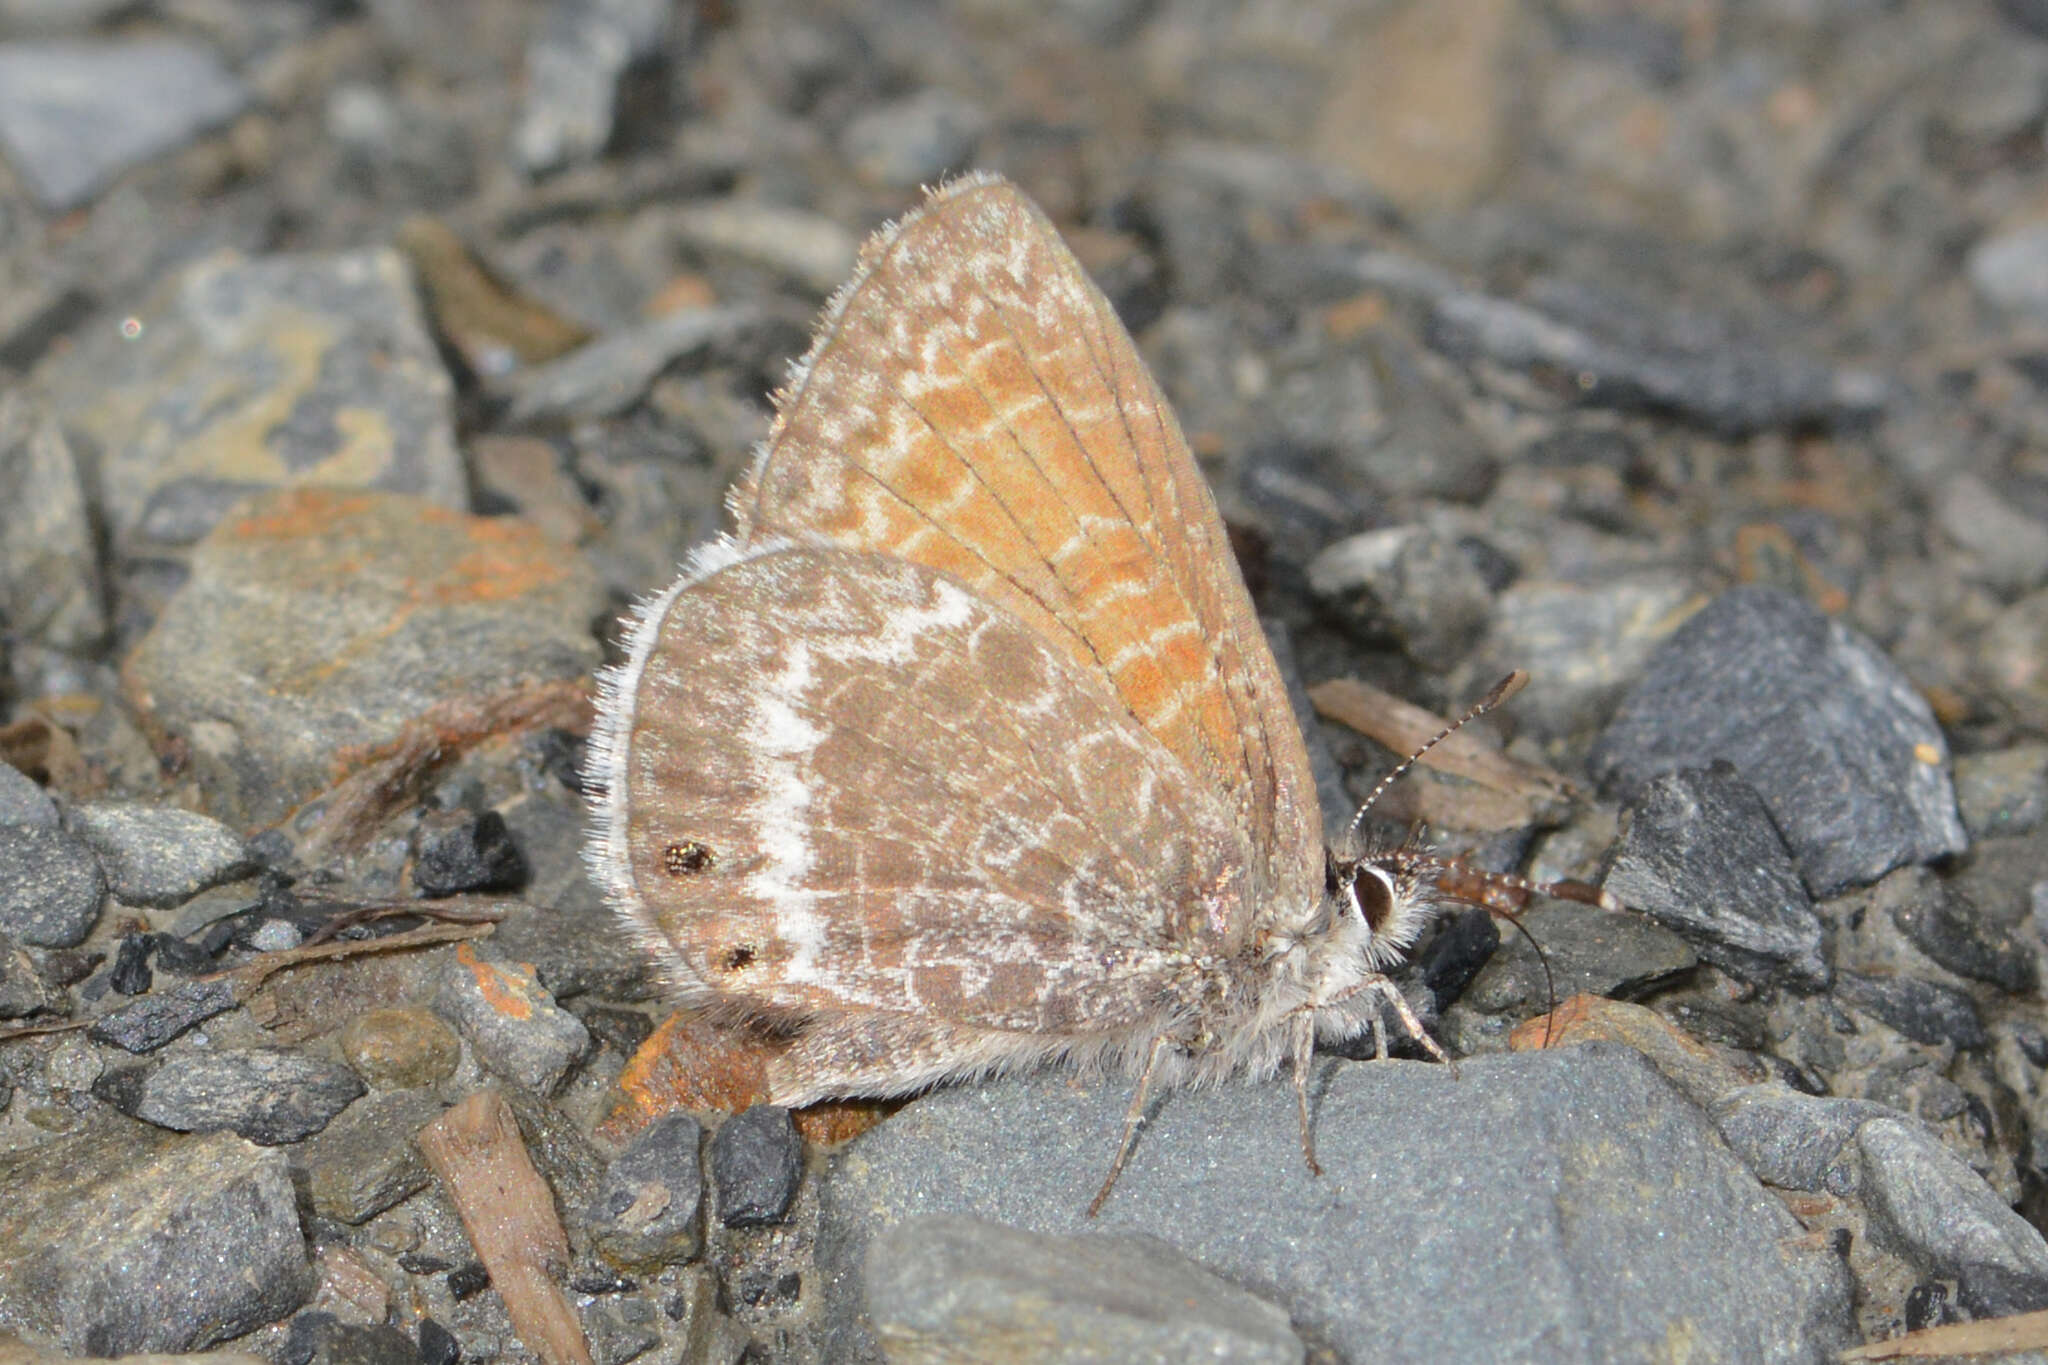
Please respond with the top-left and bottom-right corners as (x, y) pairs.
(412, 808), (526, 896)
(1425, 275), (1887, 438)
(122, 488), (603, 828)
(34, 248), (464, 556)
(296, 1090), (445, 1224)
(0, 38), (249, 210)
(669, 199), (860, 294)
(89, 977), (239, 1053)
(1711, 1085), (1897, 1193)
(338, 1007), (461, 1089)
(1952, 743), (2048, 841)
(1980, 587), (2048, 732)
(503, 305), (767, 423)
(710, 1104), (802, 1228)
(1590, 586), (1967, 897)
(1461, 899), (1697, 1015)
(840, 89), (988, 190)
(0, 822), (106, 947)
(0, 931), (50, 1018)
(0, 763), (57, 827)
(512, 0), (673, 174)
(0, 393), (107, 649)
(433, 943), (590, 1094)
(67, 802), (254, 910)
(1891, 888), (2037, 995)
(817, 1045), (1854, 1363)
(1938, 472), (2048, 595)
(1833, 971), (1988, 1052)
(590, 1112), (704, 1270)
(0, 1122), (311, 1353)
(1306, 525), (1493, 672)
(865, 1214), (1303, 1364)
(94, 1048), (366, 1144)
(1471, 575), (1706, 742)
(1858, 1116), (2048, 1317)
(1603, 763), (1831, 990)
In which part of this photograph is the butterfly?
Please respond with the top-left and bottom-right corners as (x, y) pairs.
(585, 173), (1611, 1212)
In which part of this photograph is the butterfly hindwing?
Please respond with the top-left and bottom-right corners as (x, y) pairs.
(599, 544), (1256, 1037)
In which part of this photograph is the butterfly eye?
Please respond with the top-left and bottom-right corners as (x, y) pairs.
(1350, 865), (1398, 934)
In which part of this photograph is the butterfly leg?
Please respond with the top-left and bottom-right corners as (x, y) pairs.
(1328, 973), (1457, 1075)
(1289, 1010), (1323, 1177)
(1087, 1033), (1171, 1218)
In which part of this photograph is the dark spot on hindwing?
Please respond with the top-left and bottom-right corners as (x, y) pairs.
(720, 944), (756, 972)
(664, 840), (715, 875)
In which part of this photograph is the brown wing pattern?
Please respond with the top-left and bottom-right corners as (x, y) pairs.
(730, 175), (1322, 914)
(612, 546), (1254, 1033)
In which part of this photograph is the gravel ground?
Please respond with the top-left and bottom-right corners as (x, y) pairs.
(2, 1), (2048, 1362)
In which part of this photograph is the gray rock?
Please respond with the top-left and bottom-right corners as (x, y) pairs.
(0, 931), (50, 1018)
(0, 394), (107, 649)
(590, 1113), (704, 1270)
(1590, 586), (1968, 897)
(67, 802), (255, 910)
(669, 199), (860, 294)
(1953, 743), (2048, 841)
(841, 89), (988, 190)
(1711, 1086), (1897, 1192)
(1938, 473), (2048, 595)
(1833, 971), (1988, 1052)
(1307, 525), (1494, 673)
(1858, 1116), (2048, 1316)
(412, 808), (526, 896)
(817, 1046), (1855, 1363)
(1603, 764), (1831, 990)
(296, 1090), (444, 1224)
(434, 948), (590, 1093)
(505, 303), (765, 423)
(1425, 276), (1887, 438)
(89, 977), (239, 1053)
(0, 38), (249, 210)
(0, 763), (57, 827)
(94, 1048), (366, 1144)
(0, 1122), (312, 1352)
(0, 821), (106, 946)
(1461, 899), (1696, 1015)
(513, 0), (674, 175)
(1969, 221), (2048, 326)
(1471, 575), (1705, 742)
(1275, 330), (1501, 503)
(711, 1104), (802, 1228)
(864, 1214), (1304, 1364)
(1892, 887), (2037, 995)
(33, 248), (465, 557)
(121, 489), (604, 829)
(1980, 586), (2048, 731)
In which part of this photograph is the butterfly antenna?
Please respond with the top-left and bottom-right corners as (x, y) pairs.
(1344, 670), (1532, 845)
(1498, 910), (1559, 1048)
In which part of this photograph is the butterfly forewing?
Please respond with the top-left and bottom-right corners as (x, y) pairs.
(614, 546), (1252, 1035)
(731, 174), (1322, 911)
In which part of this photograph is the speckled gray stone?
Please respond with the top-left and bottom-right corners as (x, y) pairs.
(1590, 586), (1968, 897)
(1858, 1116), (2048, 1316)
(0, 38), (249, 210)
(0, 821), (106, 946)
(94, 1048), (366, 1145)
(818, 1045), (1855, 1364)
(865, 1214), (1303, 1364)
(66, 802), (254, 910)
(0, 1122), (311, 1352)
